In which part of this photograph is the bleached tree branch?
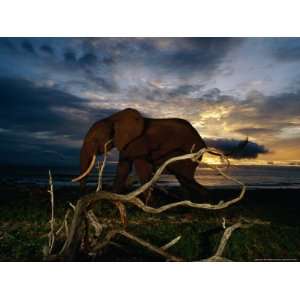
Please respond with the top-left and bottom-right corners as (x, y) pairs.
(96, 139), (112, 192)
(47, 170), (55, 254)
(204, 218), (271, 262)
(76, 147), (245, 214)
(46, 147), (256, 261)
(89, 229), (183, 261)
(55, 209), (71, 237)
(86, 210), (103, 238)
(160, 235), (182, 251)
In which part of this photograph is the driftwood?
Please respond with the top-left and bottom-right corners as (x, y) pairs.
(89, 229), (183, 262)
(47, 170), (55, 255)
(96, 139), (112, 192)
(45, 147), (268, 261)
(204, 218), (270, 262)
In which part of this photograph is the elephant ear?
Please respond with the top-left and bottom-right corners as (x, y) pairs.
(112, 108), (144, 151)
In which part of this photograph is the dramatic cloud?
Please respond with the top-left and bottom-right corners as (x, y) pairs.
(206, 138), (269, 159)
(78, 53), (97, 65)
(0, 37), (300, 166)
(235, 127), (278, 136)
(40, 44), (54, 55)
(0, 38), (15, 50)
(0, 77), (118, 165)
(64, 51), (77, 63)
(224, 90), (300, 143)
(160, 38), (243, 74)
(21, 40), (35, 54)
(271, 38), (300, 62)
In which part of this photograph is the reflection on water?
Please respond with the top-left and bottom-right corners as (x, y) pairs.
(1, 164), (300, 189)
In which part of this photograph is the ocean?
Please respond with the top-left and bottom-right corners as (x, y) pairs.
(1, 163), (300, 189)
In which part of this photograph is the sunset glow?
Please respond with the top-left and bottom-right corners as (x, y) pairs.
(0, 38), (299, 166)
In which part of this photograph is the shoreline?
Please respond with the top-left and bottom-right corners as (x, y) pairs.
(1, 180), (300, 190)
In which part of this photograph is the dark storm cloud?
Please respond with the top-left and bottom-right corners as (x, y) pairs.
(85, 72), (118, 92)
(58, 46), (116, 92)
(167, 84), (204, 98)
(261, 91), (300, 119)
(78, 53), (97, 65)
(206, 138), (269, 159)
(126, 82), (205, 101)
(40, 44), (54, 55)
(202, 88), (221, 101)
(235, 127), (278, 136)
(64, 50), (77, 63)
(64, 50), (98, 66)
(161, 38), (243, 74)
(0, 77), (118, 165)
(1, 37), (243, 71)
(126, 84), (165, 101)
(21, 40), (35, 54)
(0, 38), (16, 51)
(240, 88), (300, 122)
(271, 38), (300, 62)
(1, 37), (300, 165)
(102, 56), (114, 64)
(1, 38), (243, 98)
(77, 37), (243, 76)
(0, 77), (118, 135)
(221, 88), (300, 140)
(0, 128), (80, 166)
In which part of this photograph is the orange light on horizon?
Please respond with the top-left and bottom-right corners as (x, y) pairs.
(201, 153), (223, 165)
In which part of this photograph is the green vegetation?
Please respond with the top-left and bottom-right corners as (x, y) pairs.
(0, 185), (300, 261)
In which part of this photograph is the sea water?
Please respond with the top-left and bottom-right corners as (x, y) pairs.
(1, 163), (300, 189)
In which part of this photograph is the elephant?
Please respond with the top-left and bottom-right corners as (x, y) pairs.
(72, 108), (246, 201)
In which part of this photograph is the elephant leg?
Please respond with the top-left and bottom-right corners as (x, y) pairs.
(113, 159), (133, 193)
(176, 175), (209, 202)
(167, 159), (209, 202)
(133, 158), (154, 205)
(112, 159), (133, 226)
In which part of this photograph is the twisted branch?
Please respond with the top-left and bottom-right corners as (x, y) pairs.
(47, 170), (55, 254)
(46, 147), (254, 261)
(55, 209), (71, 237)
(89, 229), (183, 261)
(204, 218), (271, 262)
(86, 210), (103, 238)
(81, 147), (246, 214)
(96, 139), (112, 192)
(160, 235), (181, 251)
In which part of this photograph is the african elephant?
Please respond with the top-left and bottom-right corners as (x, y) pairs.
(72, 108), (235, 200)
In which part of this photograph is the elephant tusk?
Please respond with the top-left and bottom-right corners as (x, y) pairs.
(71, 154), (97, 182)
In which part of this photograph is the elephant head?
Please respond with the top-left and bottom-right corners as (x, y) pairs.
(72, 108), (144, 183)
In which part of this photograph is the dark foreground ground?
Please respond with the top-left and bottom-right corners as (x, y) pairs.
(0, 183), (300, 261)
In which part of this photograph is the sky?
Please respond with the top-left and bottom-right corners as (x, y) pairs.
(0, 37), (299, 166)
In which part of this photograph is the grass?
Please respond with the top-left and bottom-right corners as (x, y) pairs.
(0, 184), (300, 261)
